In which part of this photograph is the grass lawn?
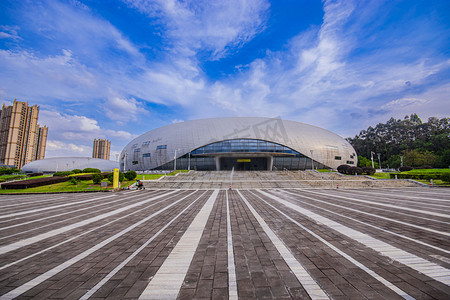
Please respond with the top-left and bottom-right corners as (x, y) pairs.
(402, 169), (450, 174)
(414, 179), (450, 186)
(0, 179), (113, 194)
(317, 169), (334, 173)
(369, 173), (391, 179)
(0, 170), (189, 194)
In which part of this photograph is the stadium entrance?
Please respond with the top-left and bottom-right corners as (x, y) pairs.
(219, 157), (268, 171)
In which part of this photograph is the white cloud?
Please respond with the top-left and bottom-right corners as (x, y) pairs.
(38, 109), (137, 158)
(0, 25), (21, 41)
(103, 95), (146, 123)
(1, 0), (449, 147)
(125, 0), (269, 59)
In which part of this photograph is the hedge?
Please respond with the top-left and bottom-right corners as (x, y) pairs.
(390, 173), (447, 180)
(1, 176), (69, 189)
(361, 167), (376, 175)
(53, 171), (74, 177)
(70, 172), (109, 181)
(82, 168), (101, 173)
(337, 165), (351, 174)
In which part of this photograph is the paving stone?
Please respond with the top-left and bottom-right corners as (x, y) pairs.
(0, 187), (449, 299)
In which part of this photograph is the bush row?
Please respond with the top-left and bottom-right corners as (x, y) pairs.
(0, 167), (21, 175)
(53, 168), (102, 177)
(337, 165), (375, 175)
(1, 176), (69, 189)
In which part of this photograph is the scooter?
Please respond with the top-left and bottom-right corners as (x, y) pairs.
(136, 182), (145, 190)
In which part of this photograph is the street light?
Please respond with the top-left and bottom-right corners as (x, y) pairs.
(370, 151), (375, 169)
(310, 150), (314, 170)
(188, 152), (191, 171)
(174, 149), (180, 171)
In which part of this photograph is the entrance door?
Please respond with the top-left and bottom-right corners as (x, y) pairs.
(220, 157), (268, 170)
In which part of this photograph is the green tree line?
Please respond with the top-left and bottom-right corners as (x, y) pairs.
(347, 114), (450, 168)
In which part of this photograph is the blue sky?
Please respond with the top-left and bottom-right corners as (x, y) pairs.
(1, 0), (449, 160)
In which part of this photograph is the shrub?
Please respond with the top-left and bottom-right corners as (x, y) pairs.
(417, 165), (433, 169)
(399, 166), (413, 172)
(27, 173), (43, 177)
(69, 177), (79, 185)
(125, 170), (137, 180)
(347, 166), (363, 175)
(53, 171), (74, 177)
(92, 173), (104, 184)
(0, 167), (21, 175)
(82, 168), (101, 173)
(441, 173), (450, 184)
(337, 164), (351, 174)
(361, 167), (376, 175)
(107, 172), (124, 183)
(72, 169), (83, 174)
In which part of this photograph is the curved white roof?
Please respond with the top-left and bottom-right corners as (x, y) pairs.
(120, 117), (357, 170)
(22, 157), (119, 173)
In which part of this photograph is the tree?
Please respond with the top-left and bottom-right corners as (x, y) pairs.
(107, 172), (124, 183)
(403, 150), (438, 167)
(357, 156), (379, 168)
(92, 173), (104, 184)
(125, 170), (137, 180)
(347, 114), (450, 168)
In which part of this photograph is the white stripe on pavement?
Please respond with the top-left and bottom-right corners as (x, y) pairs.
(0, 190), (194, 300)
(250, 190), (414, 300)
(301, 189), (450, 219)
(139, 190), (219, 300)
(226, 191), (238, 300)
(279, 189), (450, 256)
(0, 195), (134, 237)
(238, 190), (329, 300)
(0, 194), (117, 219)
(79, 190), (207, 300)
(0, 190), (179, 255)
(0, 191), (183, 271)
(295, 190), (450, 236)
(259, 189), (450, 286)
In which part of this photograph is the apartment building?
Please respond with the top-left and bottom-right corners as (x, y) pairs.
(93, 138), (111, 160)
(0, 100), (48, 169)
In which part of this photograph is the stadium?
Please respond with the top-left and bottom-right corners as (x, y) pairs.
(21, 157), (119, 173)
(120, 117), (357, 171)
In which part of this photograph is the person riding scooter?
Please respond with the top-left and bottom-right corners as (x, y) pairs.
(136, 179), (145, 190)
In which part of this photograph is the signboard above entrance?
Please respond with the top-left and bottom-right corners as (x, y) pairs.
(237, 159), (251, 162)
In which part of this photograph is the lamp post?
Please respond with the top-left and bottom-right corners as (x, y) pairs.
(370, 151), (375, 169)
(188, 152), (191, 171)
(174, 149), (180, 171)
(310, 150), (314, 170)
(377, 153), (381, 170)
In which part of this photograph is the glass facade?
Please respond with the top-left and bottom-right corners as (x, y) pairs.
(151, 139), (327, 171)
(191, 139), (301, 155)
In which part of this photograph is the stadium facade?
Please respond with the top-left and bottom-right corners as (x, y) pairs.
(22, 157), (119, 173)
(120, 117), (357, 171)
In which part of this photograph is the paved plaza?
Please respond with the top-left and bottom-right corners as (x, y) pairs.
(0, 187), (449, 299)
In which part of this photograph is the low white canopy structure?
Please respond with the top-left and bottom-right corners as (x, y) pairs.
(121, 117), (357, 171)
(21, 157), (119, 173)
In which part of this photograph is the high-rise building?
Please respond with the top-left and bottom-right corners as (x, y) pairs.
(93, 138), (111, 160)
(0, 100), (48, 169)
